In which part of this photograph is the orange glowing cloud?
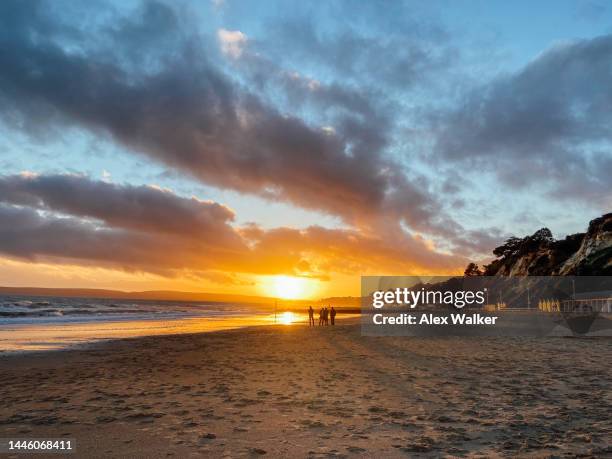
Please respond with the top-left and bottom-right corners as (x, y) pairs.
(0, 174), (466, 290)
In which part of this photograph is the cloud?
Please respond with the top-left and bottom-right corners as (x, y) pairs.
(240, 224), (463, 276)
(0, 173), (240, 243)
(217, 28), (248, 59)
(0, 0), (464, 242)
(0, 174), (465, 280)
(257, 6), (453, 90)
(433, 34), (612, 201)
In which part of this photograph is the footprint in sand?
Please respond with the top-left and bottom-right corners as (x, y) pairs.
(299, 419), (326, 428)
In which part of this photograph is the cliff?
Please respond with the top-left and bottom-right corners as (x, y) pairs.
(475, 213), (612, 276)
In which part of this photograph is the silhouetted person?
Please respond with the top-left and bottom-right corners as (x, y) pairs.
(308, 306), (315, 326)
(330, 306), (336, 325)
(319, 307), (324, 326)
(323, 307), (329, 325)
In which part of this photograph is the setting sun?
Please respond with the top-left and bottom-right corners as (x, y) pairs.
(267, 275), (312, 299)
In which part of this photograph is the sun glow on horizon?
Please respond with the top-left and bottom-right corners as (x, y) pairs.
(266, 275), (313, 300)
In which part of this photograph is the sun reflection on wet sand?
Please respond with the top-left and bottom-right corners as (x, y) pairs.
(279, 311), (295, 325)
(0, 315), (274, 352)
(267, 311), (309, 325)
(0, 312), (357, 352)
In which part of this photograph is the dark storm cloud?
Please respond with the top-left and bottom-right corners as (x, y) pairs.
(0, 0), (448, 237)
(433, 35), (612, 199)
(0, 174), (466, 279)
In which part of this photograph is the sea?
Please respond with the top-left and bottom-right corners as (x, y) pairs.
(0, 295), (291, 352)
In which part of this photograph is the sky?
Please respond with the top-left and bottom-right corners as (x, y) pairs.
(0, 0), (610, 298)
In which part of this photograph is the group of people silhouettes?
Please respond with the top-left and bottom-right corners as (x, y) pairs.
(308, 306), (336, 326)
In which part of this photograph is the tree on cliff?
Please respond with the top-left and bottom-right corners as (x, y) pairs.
(484, 228), (556, 275)
(492, 237), (522, 258)
(492, 228), (554, 260)
(464, 262), (483, 276)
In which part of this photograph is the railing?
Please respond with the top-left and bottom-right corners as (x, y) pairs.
(483, 302), (506, 312)
(538, 298), (612, 313)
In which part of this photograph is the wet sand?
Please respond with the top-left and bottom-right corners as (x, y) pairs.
(0, 314), (281, 352)
(0, 323), (610, 458)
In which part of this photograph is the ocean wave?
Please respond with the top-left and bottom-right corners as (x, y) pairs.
(13, 300), (33, 307)
(0, 295), (266, 323)
(0, 309), (63, 318)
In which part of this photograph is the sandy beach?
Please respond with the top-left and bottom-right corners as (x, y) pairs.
(0, 322), (610, 458)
